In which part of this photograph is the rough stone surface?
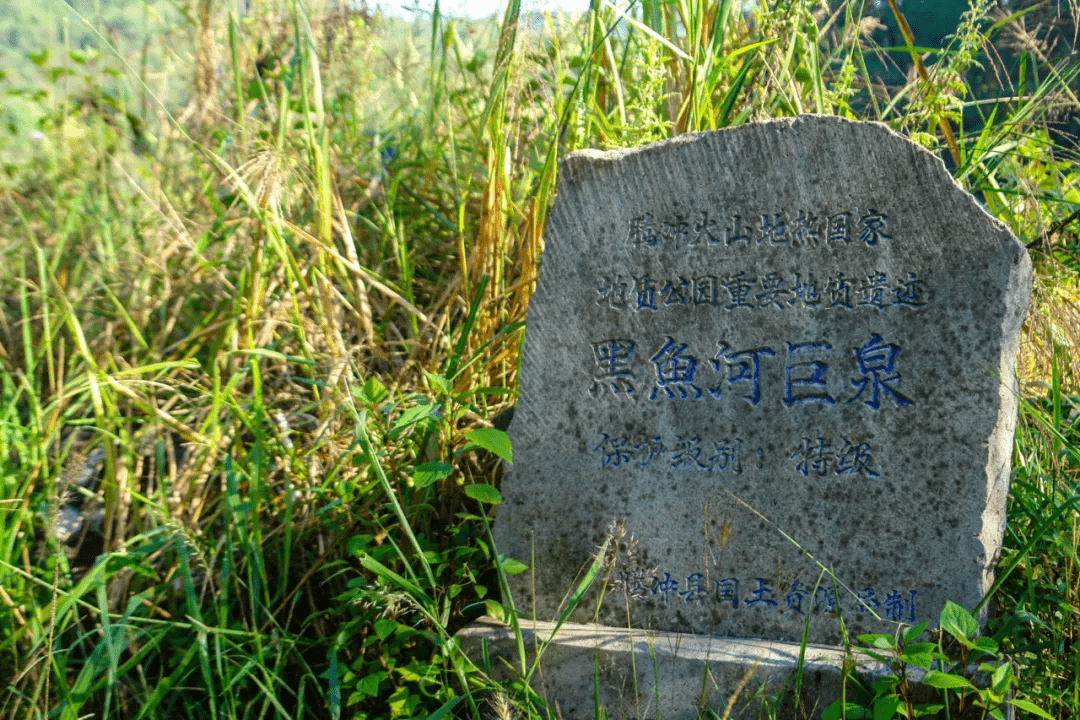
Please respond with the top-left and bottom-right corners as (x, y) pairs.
(494, 116), (1031, 645)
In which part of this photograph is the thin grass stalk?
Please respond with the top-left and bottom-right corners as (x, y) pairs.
(886, 0), (962, 168)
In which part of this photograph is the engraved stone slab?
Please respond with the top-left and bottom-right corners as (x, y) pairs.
(495, 116), (1031, 645)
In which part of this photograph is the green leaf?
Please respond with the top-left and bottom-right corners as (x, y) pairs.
(858, 633), (894, 650)
(396, 661), (427, 682)
(939, 600), (978, 644)
(424, 370), (451, 396)
(392, 402), (439, 434)
(921, 670), (974, 690)
(973, 636), (999, 655)
(872, 676), (900, 695)
(465, 483), (502, 505)
(355, 671), (387, 698)
(356, 376), (387, 404)
(465, 428), (512, 462)
(823, 703), (871, 719)
(374, 619), (397, 641)
(413, 462), (452, 488)
(28, 48), (48, 67)
(388, 685), (419, 717)
(1007, 699), (1053, 719)
(873, 695), (902, 720)
(990, 662), (1012, 694)
(902, 622), (929, 643)
(498, 554), (528, 575)
(899, 643), (935, 669)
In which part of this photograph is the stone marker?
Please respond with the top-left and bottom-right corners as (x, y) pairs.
(494, 115), (1031, 646)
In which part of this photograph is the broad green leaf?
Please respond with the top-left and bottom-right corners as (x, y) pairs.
(823, 702), (871, 720)
(388, 685), (418, 717)
(902, 622), (929, 643)
(465, 427), (512, 462)
(858, 633), (894, 650)
(374, 618), (397, 641)
(991, 661), (1012, 693)
(355, 671), (387, 698)
(1008, 699), (1053, 719)
(392, 402), (439, 433)
(973, 636), (999, 655)
(899, 642), (935, 669)
(921, 670), (974, 690)
(872, 676), (900, 695)
(465, 483), (502, 505)
(498, 554), (528, 575)
(413, 462), (452, 488)
(873, 695), (902, 720)
(396, 661), (428, 682)
(939, 600), (978, 644)
(356, 376), (387, 404)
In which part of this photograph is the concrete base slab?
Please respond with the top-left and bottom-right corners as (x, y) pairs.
(457, 617), (1005, 720)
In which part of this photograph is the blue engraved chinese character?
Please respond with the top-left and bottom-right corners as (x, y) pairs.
(627, 213), (658, 246)
(857, 211), (891, 247)
(593, 434), (634, 468)
(693, 276), (719, 306)
(791, 211), (821, 247)
(825, 271), (853, 309)
(663, 218), (690, 246)
(835, 440), (880, 478)
(716, 578), (739, 607)
(591, 339), (636, 397)
(759, 213), (787, 245)
(635, 275), (658, 311)
(745, 578), (778, 607)
(856, 588), (881, 614)
(680, 573), (707, 603)
(789, 273), (821, 308)
(671, 436), (710, 471)
(661, 277), (691, 307)
(755, 272), (789, 309)
(883, 590), (917, 623)
(792, 437), (833, 477)
(633, 436), (667, 469)
(786, 581), (811, 613)
(655, 572), (679, 602)
(710, 343), (777, 405)
(814, 586), (839, 613)
(693, 211), (721, 245)
(705, 439), (742, 474)
(827, 212), (851, 243)
(723, 272), (756, 310)
(893, 272), (926, 308)
(784, 343), (836, 406)
(850, 334), (914, 409)
(726, 214), (751, 245)
(597, 275), (631, 310)
(857, 273), (892, 310)
(650, 337), (702, 400)
(621, 568), (657, 598)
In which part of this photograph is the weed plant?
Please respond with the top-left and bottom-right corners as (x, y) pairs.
(0, 0), (1078, 718)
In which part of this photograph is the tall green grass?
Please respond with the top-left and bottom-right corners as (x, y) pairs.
(0, 0), (1077, 718)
